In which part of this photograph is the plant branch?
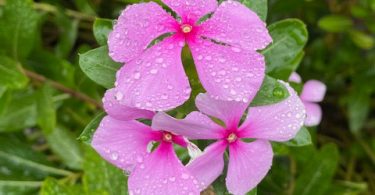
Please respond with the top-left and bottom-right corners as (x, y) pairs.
(24, 69), (102, 109)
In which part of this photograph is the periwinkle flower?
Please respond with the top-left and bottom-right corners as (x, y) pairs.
(108, 0), (272, 111)
(289, 72), (327, 126)
(93, 89), (202, 195)
(152, 81), (306, 195)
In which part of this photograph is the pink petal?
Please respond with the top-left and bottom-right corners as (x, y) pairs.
(200, 0), (272, 51)
(239, 81), (306, 142)
(128, 142), (200, 195)
(187, 141), (227, 191)
(289, 72), (302, 83)
(92, 116), (154, 172)
(189, 39), (265, 105)
(226, 140), (273, 195)
(115, 36), (191, 111)
(195, 93), (248, 128)
(304, 102), (322, 127)
(108, 2), (177, 63)
(161, 0), (218, 23)
(301, 80), (327, 103)
(103, 88), (155, 120)
(152, 111), (224, 140)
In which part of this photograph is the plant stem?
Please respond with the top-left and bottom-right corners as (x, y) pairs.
(24, 69), (102, 109)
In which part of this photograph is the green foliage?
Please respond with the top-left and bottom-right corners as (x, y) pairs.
(262, 19), (308, 80)
(0, 0), (374, 194)
(251, 75), (290, 106)
(79, 46), (121, 88)
(0, 0), (40, 60)
(293, 144), (339, 195)
(240, 0), (268, 21)
(0, 56), (28, 89)
(93, 18), (113, 46)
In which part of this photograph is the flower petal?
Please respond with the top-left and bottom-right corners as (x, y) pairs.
(289, 72), (302, 83)
(152, 111), (224, 140)
(189, 39), (265, 105)
(108, 2), (177, 63)
(162, 0), (218, 23)
(115, 36), (191, 111)
(200, 0), (272, 51)
(239, 81), (306, 142)
(226, 140), (273, 195)
(92, 116), (154, 172)
(195, 93), (248, 128)
(103, 88), (155, 120)
(301, 80), (327, 103)
(187, 141), (227, 191)
(128, 142), (200, 195)
(304, 102), (322, 127)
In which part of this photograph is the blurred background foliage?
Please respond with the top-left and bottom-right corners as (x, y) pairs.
(0, 0), (374, 194)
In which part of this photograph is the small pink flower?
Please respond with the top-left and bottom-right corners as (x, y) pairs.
(152, 81), (306, 195)
(289, 72), (327, 126)
(108, 0), (272, 111)
(93, 92), (202, 194)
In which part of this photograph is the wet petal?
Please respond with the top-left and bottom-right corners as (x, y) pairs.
(128, 142), (200, 195)
(152, 111), (224, 140)
(227, 140), (273, 195)
(115, 36), (191, 111)
(108, 2), (177, 63)
(289, 72), (302, 83)
(301, 80), (327, 103)
(195, 93), (248, 128)
(189, 38), (265, 105)
(200, 0), (272, 51)
(239, 81), (306, 142)
(187, 141), (227, 191)
(103, 88), (155, 120)
(304, 102), (322, 127)
(162, 0), (218, 23)
(92, 116), (155, 172)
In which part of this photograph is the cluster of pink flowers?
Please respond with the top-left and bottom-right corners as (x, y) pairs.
(91, 0), (324, 194)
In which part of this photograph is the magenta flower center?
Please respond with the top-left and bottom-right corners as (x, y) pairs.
(226, 133), (238, 143)
(180, 24), (193, 34)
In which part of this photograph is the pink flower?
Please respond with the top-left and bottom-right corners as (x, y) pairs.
(93, 89), (202, 194)
(289, 72), (327, 126)
(108, 0), (272, 111)
(152, 81), (306, 194)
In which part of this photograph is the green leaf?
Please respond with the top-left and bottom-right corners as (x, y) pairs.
(0, 56), (28, 89)
(79, 46), (121, 88)
(54, 12), (79, 58)
(262, 19), (308, 80)
(40, 177), (83, 195)
(78, 112), (106, 144)
(0, 0), (40, 59)
(251, 76), (290, 106)
(45, 126), (83, 170)
(93, 18), (113, 45)
(293, 144), (339, 195)
(0, 90), (37, 132)
(284, 127), (312, 147)
(0, 180), (40, 195)
(349, 30), (374, 50)
(0, 135), (72, 180)
(318, 15), (353, 33)
(247, 188), (257, 195)
(83, 147), (127, 195)
(348, 90), (371, 134)
(36, 84), (56, 134)
(240, 0), (268, 21)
